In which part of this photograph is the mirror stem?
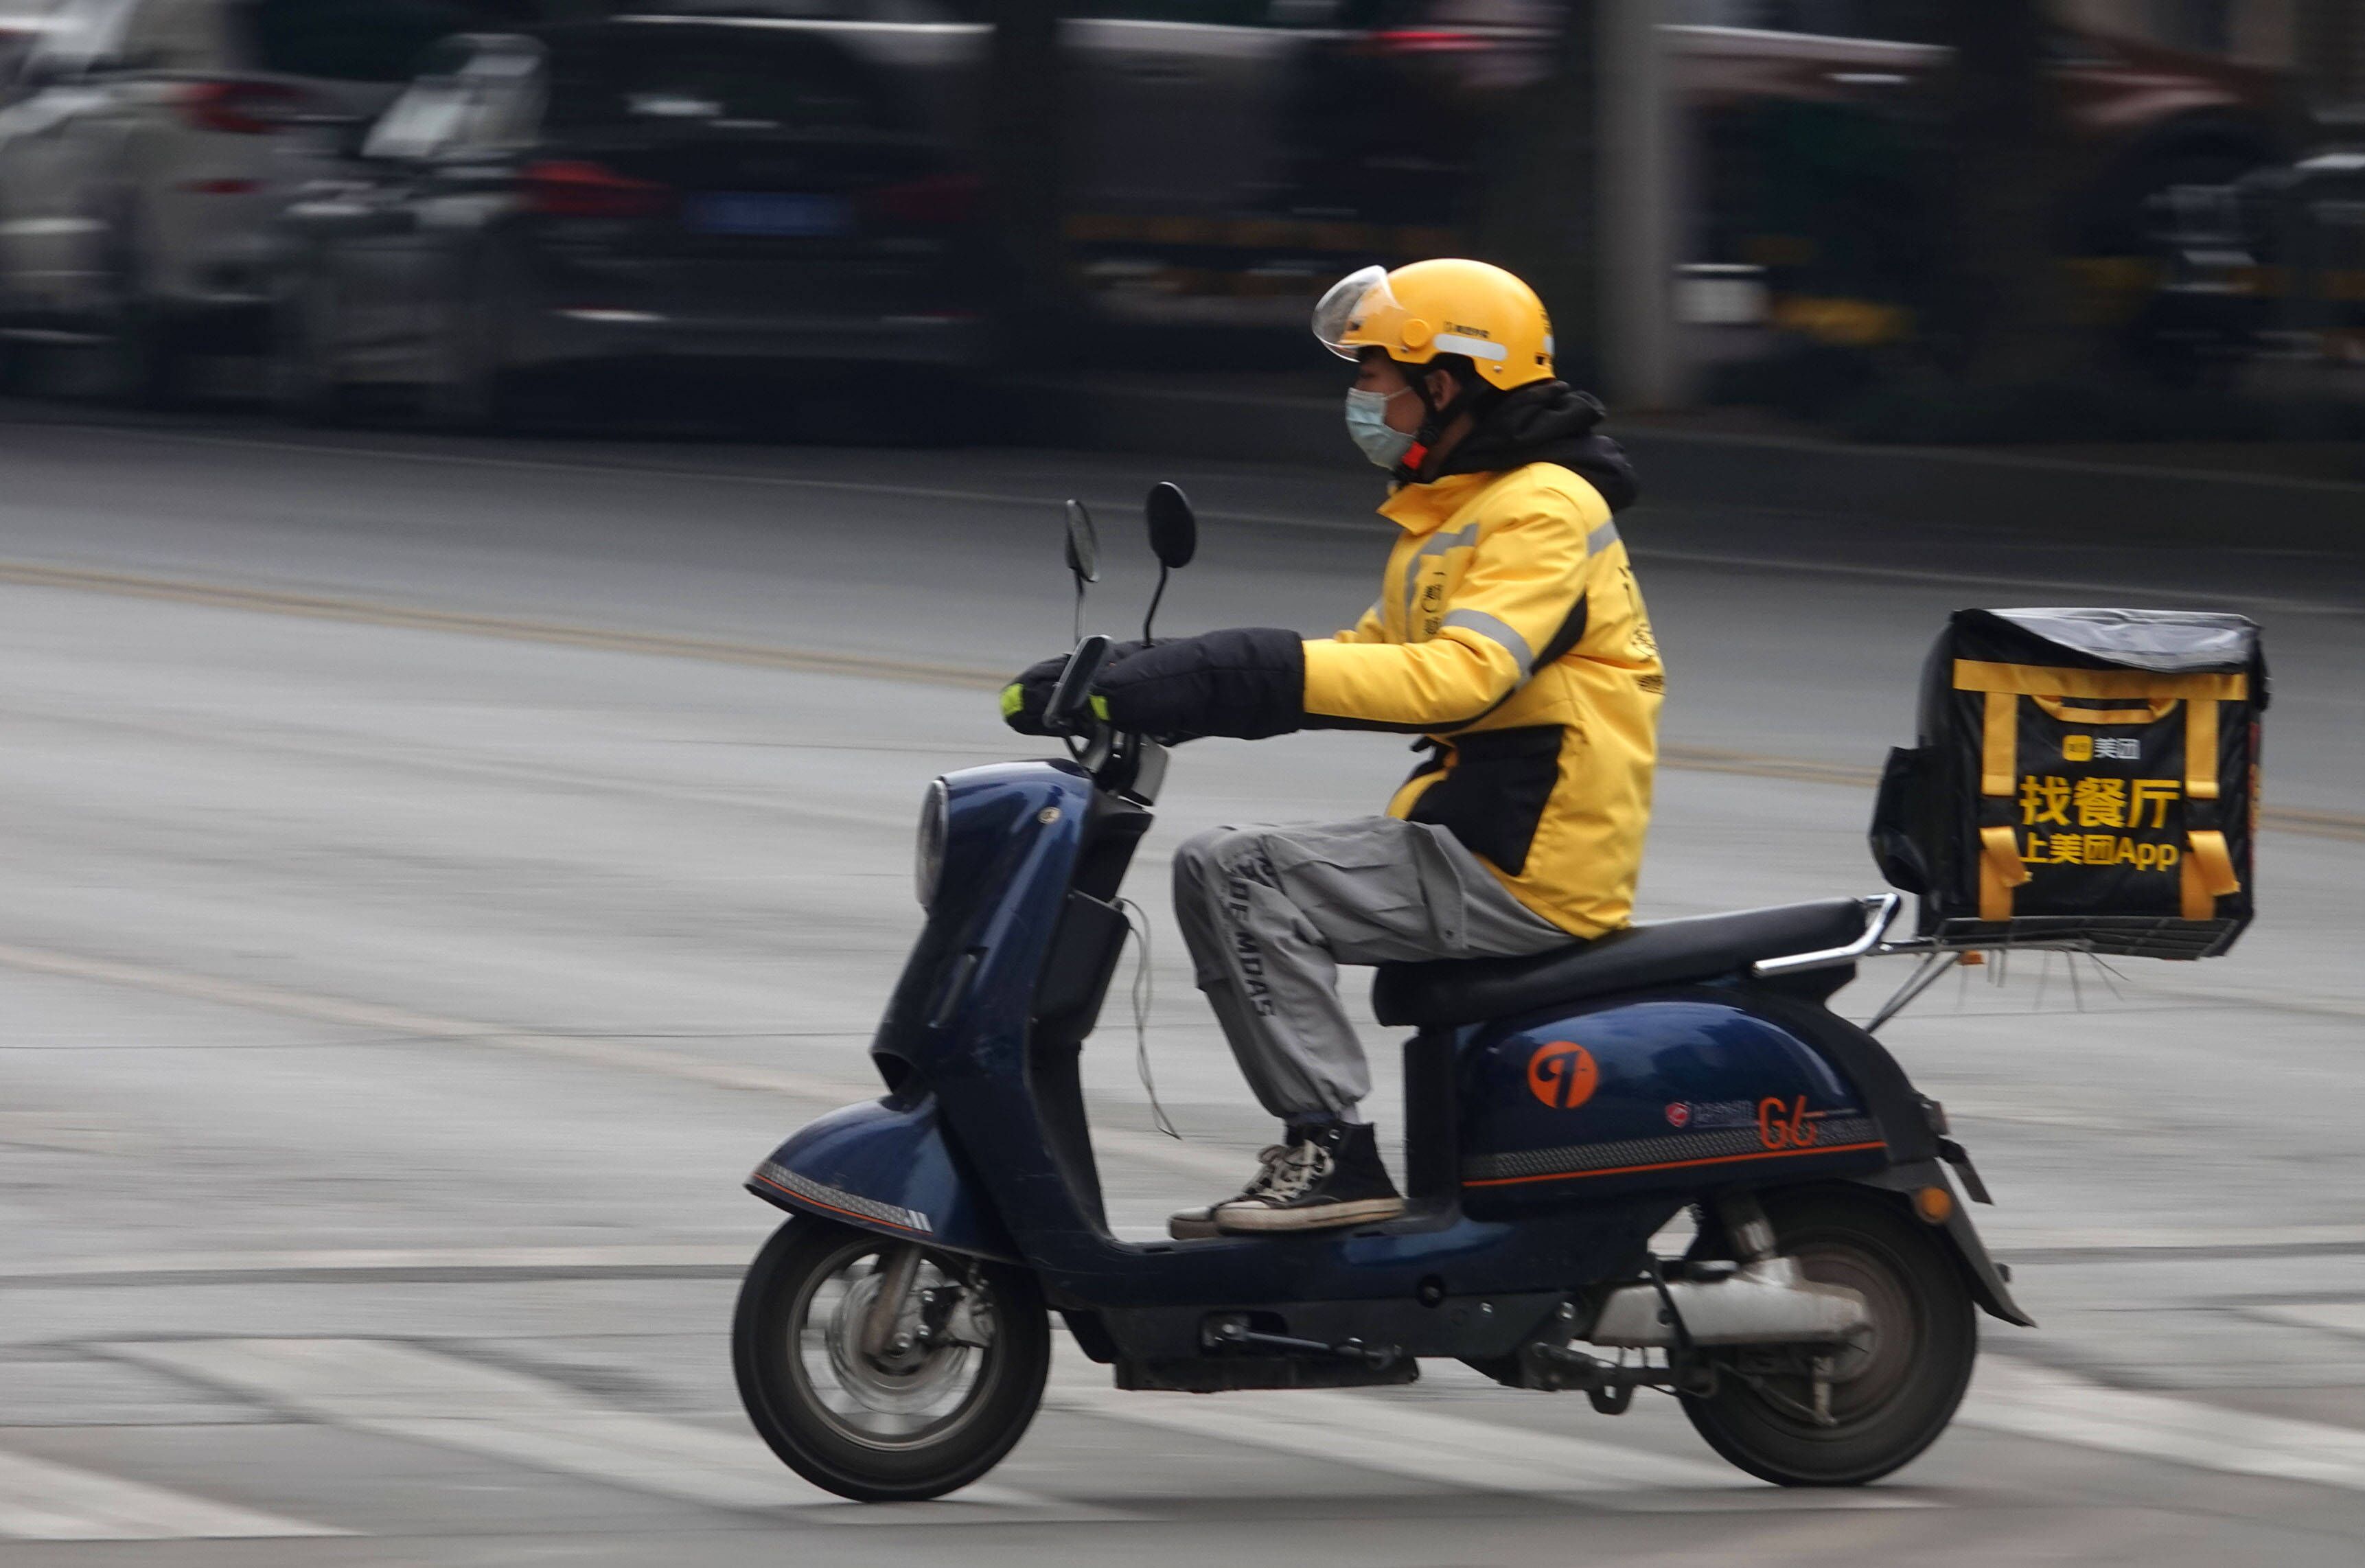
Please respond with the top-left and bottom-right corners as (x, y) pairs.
(1142, 566), (1170, 645)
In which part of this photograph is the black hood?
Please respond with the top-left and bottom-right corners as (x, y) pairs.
(1423, 382), (1639, 511)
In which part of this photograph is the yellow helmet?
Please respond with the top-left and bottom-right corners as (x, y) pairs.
(1313, 258), (1555, 392)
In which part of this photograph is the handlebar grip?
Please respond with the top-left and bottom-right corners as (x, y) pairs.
(1043, 634), (1114, 736)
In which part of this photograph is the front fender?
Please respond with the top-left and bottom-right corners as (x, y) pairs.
(746, 1096), (1016, 1262)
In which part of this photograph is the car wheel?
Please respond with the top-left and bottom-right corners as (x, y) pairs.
(91, 295), (187, 409)
(422, 264), (521, 433)
(0, 332), (29, 396)
(91, 211), (188, 409)
(271, 270), (353, 426)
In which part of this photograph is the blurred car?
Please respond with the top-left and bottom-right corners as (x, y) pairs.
(270, 21), (989, 427)
(0, 0), (545, 402)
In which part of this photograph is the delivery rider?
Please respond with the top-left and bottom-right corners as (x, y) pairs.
(1006, 258), (1663, 1234)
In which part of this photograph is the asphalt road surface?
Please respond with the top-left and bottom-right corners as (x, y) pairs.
(1, 402), (2363, 1565)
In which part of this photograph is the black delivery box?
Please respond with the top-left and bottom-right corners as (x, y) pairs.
(1871, 608), (2266, 959)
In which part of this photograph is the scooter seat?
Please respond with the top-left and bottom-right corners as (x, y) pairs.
(1372, 899), (1873, 1028)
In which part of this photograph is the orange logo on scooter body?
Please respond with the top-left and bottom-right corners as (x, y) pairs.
(1526, 1041), (1598, 1110)
(1757, 1095), (1825, 1149)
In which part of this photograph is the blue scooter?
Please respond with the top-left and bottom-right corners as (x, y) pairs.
(732, 486), (2031, 1501)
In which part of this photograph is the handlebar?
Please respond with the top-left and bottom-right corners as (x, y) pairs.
(1041, 634), (1166, 805)
(1043, 634), (1114, 738)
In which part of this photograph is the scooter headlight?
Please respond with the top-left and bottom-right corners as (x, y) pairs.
(914, 777), (949, 908)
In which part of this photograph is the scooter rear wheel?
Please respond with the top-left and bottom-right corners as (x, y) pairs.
(1680, 1187), (1975, 1486)
(733, 1216), (1049, 1501)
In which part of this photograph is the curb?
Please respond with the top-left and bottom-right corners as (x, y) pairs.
(1008, 378), (2364, 555)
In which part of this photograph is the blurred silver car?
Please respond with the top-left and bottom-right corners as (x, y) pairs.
(0, 0), (542, 401)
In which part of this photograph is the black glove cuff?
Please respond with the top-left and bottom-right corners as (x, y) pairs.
(1098, 627), (1305, 740)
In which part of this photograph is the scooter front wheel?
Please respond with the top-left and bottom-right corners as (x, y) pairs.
(1680, 1187), (1976, 1486)
(733, 1217), (1050, 1501)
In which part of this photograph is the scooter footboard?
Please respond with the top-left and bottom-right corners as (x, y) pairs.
(748, 1097), (1017, 1260)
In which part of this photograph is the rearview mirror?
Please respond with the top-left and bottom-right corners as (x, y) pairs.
(1140, 483), (1195, 642)
(1063, 498), (1100, 587)
(1063, 498), (1098, 641)
(1144, 482), (1197, 570)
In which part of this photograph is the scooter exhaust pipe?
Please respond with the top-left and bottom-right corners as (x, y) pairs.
(1584, 1255), (1869, 1348)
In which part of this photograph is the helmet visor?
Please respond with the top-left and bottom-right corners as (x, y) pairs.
(1312, 264), (1394, 360)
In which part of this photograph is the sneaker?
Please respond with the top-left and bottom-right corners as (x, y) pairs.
(1212, 1123), (1406, 1234)
(1168, 1142), (1292, 1239)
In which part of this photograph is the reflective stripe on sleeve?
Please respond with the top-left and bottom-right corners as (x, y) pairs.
(1440, 608), (1535, 676)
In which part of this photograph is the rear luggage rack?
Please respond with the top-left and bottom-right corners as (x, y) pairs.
(1762, 897), (2239, 1034)
(1929, 914), (2241, 962)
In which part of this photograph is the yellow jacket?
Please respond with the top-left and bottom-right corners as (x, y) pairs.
(1302, 464), (1663, 936)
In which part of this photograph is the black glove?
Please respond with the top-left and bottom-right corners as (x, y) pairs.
(1095, 628), (1306, 740)
(1000, 641), (1149, 735)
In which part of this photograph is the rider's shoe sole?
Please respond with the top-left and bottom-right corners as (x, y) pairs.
(1212, 1197), (1407, 1234)
(1167, 1211), (1220, 1240)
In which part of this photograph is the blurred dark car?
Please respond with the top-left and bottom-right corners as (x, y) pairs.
(270, 19), (988, 426)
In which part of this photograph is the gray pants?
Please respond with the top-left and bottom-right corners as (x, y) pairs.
(1172, 817), (1573, 1122)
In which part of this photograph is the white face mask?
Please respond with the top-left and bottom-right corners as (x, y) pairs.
(1344, 387), (1416, 470)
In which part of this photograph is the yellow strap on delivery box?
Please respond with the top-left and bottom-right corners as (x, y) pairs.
(1978, 825), (2029, 921)
(1979, 691), (2018, 799)
(1952, 661), (2247, 703)
(2179, 695), (2240, 916)
(1977, 691), (2023, 919)
(2029, 695), (2178, 726)
(2182, 829), (2240, 917)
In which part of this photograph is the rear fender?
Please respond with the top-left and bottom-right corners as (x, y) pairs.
(747, 1096), (1017, 1262)
(1851, 1159), (2035, 1328)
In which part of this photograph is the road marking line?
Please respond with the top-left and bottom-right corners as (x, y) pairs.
(1043, 1365), (1930, 1510)
(0, 561), (1000, 691)
(2248, 1302), (2365, 1339)
(0, 420), (1102, 515)
(12, 415), (2363, 616)
(0, 937), (860, 1097)
(0, 938), (1244, 1182)
(1962, 1357), (2365, 1492)
(1, 557), (2355, 841)
(0, 1446), (347, 1540)
(19, 1218), (2365, 1293)
(0, 1243), (756, 1287)
(1626, 542), (2364, 621)
(1989, 1225), (2365, 1258)
(102, 1339), (1094, 1520)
